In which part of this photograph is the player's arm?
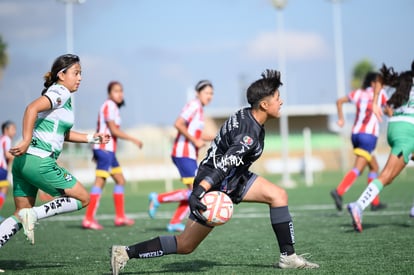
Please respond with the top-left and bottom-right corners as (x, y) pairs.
(204, 135), (257, 190)
(336, 96), (349, 128)
(106, 120), (143, 148)
(4, 149), (14, 163)
(65, 130), (110, 144)
(175, 116), (204, 148)
(189, 179), (212, 222)
(9, 96), (51, 156)
(201, 131), (215, 142)
(372, 76), (385, 121)
(383, 105), (393, 117)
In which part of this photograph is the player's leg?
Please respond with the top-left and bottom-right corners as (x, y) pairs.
(166, 158), (196, 231)
(348, 153), (406, 232)
(331, 156), (366, 211)
(0, 168), (9, 219)
(148, 188), (189, 219)
(111, 171), (134, 226)
(28, 181), (88, 219)
(83, 149), (109, 229)
(167, 158), (197, 232)
(242, 175), (318, 269)
(0, 154), (39, 246)
(17, 155), (88, 243)
(149, 157), (195, 231)
(0, 155), (39, 247)
(359, 134), (386, 210)
(367, 156), (386, 210)
(167, 199), (190, 232)
(330, 134), (368, 211)
(0, 195), (34, 248)
(0, 186), (7, 219)
(111, 218), (212, 274)
(109, 152), (134, 226)
(348, 123), (414, 231)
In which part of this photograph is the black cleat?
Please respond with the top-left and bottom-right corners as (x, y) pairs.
(330, 189), (343, 211)
(370, 202), (387, 211)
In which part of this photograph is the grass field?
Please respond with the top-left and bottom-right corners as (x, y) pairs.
(1, 169), (414, 274)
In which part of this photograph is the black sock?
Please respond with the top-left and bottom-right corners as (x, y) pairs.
(270, 206), (295, 256)
(126, 236), (177, 259)
(272, 221), (295, 255)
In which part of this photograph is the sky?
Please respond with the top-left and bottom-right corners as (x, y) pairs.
(0, 0), (413, 130)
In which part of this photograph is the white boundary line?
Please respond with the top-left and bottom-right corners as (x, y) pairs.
(42, 204), (413, 222)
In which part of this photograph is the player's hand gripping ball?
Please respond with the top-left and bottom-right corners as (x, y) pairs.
(200, 191), (234, 226)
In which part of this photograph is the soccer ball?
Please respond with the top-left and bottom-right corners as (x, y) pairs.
(200, 191), (234, 226)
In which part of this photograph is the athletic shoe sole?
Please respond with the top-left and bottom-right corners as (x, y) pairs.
(347, 204), (362, 232)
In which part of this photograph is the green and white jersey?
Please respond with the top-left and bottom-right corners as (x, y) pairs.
(27, 84), (74, 159)
(389, 84), (414, 125)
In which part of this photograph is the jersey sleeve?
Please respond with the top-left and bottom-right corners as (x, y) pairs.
(202, 133), (258, 188)
(180, 101), (198, 123)
(379, 89), (389, 106)
(103, 101), (117, 122)
(3, 138), (11, 152)
(44, 85), (71, 109)
(347, 90), (359, 103)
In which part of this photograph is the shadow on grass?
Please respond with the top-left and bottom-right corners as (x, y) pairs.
(159, 260), (271, 274)
(342, 223), (412, 233)
(107, 260), (272, 274)
(0, 260), (66, 271)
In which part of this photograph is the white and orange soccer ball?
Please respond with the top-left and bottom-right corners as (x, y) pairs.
(200, 191), (234, 226)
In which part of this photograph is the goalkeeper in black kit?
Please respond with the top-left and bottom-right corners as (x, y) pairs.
(110, 69), (319, 275)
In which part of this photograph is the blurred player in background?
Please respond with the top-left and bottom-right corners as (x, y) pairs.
(111, 70), (319, 275)
(348, 60), (414, 232)
(148, 80), (214, 232)
(0, 120), (16, 221)
(0, 54), (110, 248)
(330, 72), (392, 211)
(82, 81), (143, 230)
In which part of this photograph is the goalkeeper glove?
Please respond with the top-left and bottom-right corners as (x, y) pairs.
(189, 185), (208, 222)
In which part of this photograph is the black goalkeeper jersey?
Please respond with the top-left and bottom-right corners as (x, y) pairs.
(195, 107), (265, 202)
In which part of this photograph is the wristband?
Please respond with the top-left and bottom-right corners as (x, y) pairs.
(192, 185), (206, 199)
(86, 134), (101, 144)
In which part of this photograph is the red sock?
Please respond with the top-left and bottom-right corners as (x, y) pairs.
(371, 195), (380, 206)
(84, 193), (101, 221)
(336, 168), (359, 196)
(368, 172), (380, 206)
(114, 193), (125, 218)
(0, 194), (5, 210)
(158, 189), (189, 203)
(169, 200), (189, 224)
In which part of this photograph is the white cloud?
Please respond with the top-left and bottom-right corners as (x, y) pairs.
(246, 30), (330, 61)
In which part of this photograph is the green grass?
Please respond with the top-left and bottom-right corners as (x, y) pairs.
(1, 170), (414, 274)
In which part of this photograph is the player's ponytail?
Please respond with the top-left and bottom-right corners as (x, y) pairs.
(42, 72), (55, 95)
(384, 62), (413, 109)
(41, 54), (80, 95)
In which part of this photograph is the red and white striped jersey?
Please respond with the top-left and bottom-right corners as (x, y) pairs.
(348, 87), (388, 137)
(0, 135), (11, 169)
(93, 99), (121, 152)
(171, 98), (204, 159)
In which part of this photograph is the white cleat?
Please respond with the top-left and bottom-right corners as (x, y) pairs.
(110, 245), (129, 275)
(18, 208), (38, 245)
(277, 253), (319, 269)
